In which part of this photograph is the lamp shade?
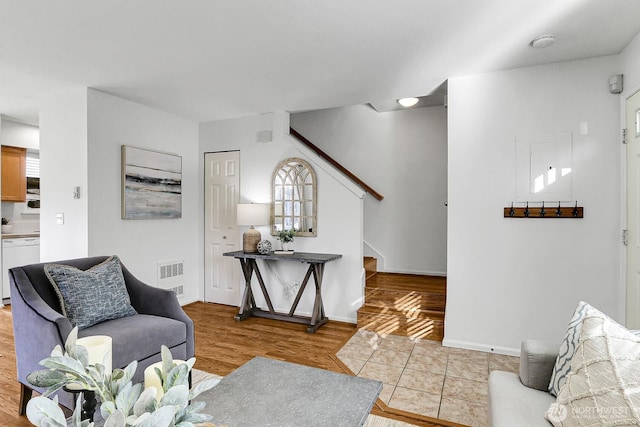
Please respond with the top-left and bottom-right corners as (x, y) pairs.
(237, 203), (269, 226)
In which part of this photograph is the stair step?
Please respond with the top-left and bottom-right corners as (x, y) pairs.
(364, 288), (446, 312)
(358, 272), (446, 341)
(358, 304), (444, 319)
(357, 308), (444, 341)
(364, 256), (377, 279)
(367, 274), (446, 293)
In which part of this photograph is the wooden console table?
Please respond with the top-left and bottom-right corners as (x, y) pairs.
(223, 251), (342, 333)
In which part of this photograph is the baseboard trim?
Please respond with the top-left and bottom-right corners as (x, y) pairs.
(442, 338), (519, 357)
(328, 314), (357, 324)
(379, 268), (447, 277)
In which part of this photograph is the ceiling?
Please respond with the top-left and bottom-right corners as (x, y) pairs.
(1, 0), (640, 125)
(369, 81), (448, 112)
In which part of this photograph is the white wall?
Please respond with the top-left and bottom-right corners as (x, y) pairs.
(0, 118), (39, 150)
(446, 56), (622, 355)
(199, 114), (365, 323)
(39, 89), (89, 259)
(86, 89), (201, 303)
(39, 89), (201, 303)
(291, 105), (448, 275)
(620, 31), (640, 90)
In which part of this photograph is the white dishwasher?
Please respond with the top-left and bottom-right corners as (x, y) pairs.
(2, 237), (40, 302)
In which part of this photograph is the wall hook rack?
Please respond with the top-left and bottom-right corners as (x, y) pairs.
(503, 201), (583, 219)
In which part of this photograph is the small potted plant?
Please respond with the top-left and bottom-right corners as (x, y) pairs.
(275, 229), (296, 254)
(1, 217), (12, 233)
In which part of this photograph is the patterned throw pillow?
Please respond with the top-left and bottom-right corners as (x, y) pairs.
(545, 304), (640, 426)
(45, 255), (137, 330)
(548, 301), (590, 396)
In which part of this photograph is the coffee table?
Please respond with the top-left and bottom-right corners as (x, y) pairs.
(195, 356), (383, 426)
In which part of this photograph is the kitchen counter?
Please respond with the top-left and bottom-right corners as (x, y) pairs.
(2, 233), (39, 239)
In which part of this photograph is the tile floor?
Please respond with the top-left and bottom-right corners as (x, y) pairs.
(336, 329), (520, 427)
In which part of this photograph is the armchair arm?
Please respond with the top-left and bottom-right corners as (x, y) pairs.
(519, 339), (559, 391)
(121, 265), (194, 358)
(10, 269), (73, 385)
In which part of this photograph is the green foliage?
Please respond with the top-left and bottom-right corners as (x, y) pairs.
(26, 327), (219, 427)
(1, 217), (9, 225)
(277, 229), (296, 244)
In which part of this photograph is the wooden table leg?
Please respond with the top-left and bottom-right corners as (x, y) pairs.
(235, 258), (256, 321)
(253, 260), (275, 313)
(307, 263), (328, 333)
(288, 266), (313, 316)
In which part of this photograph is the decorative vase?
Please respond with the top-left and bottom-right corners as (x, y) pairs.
(1, 224), (13, 233)
(277, 241), (294, 254)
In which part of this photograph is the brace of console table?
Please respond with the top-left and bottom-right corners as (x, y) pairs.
(223, 251), (342, 333)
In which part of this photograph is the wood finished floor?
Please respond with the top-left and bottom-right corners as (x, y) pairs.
(358, 273), (447, 341)
(0, 301), (461, 427)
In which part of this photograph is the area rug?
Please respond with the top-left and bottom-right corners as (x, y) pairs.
(192, 368), (417, 427)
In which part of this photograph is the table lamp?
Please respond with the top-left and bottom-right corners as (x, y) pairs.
(237, 203), (269, 253)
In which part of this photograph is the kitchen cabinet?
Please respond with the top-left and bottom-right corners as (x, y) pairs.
(1, 145), (27, 202)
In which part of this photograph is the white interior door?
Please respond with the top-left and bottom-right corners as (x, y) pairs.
(204, 151), (241, 305)
(626, 90), (640, 328)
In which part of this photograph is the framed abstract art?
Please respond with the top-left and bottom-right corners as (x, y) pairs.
(121, 145), (182, 219)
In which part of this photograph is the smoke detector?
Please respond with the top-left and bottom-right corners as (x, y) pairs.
(530, 34), (556, 48)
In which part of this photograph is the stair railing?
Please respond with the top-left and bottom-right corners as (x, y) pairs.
(289, 127), (384, 201)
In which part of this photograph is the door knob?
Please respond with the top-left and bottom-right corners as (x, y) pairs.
(223, 236), (227, 239)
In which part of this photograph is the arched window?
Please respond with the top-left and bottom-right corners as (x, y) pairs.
(271, 157), (317, 237)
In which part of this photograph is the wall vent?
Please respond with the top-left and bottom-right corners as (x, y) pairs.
(157, 260), (184, 293)
(168, 285), (184, 297)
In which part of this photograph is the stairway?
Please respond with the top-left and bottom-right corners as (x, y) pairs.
(364, 256), (377, 280)
(357, 270), (446, 341)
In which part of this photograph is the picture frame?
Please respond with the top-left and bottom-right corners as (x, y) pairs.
(121, 145), (182, 219)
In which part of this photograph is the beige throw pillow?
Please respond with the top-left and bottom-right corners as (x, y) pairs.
(549, 301), (590, 396)
(546, 305), (640, 426)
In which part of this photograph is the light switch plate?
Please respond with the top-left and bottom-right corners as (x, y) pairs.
(56, 212), (64, 225)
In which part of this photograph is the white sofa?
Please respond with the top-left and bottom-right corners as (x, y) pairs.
(488, 340), (559, 427)
(490, 302), (640, 427)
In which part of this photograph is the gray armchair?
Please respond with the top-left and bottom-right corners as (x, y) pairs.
(10, 256), (195, 414)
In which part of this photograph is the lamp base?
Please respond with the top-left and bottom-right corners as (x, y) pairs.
(243, 227), (261, 253)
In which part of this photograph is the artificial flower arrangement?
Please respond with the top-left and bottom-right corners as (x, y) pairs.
(276, 229), (296, 251)
(26, 327), (219, 427)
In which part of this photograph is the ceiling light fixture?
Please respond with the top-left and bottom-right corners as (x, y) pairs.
(530, 34), (556, 48)
(398, 97), (419, 107)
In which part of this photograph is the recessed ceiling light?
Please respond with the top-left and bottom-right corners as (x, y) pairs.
(398, 97), (419, 107)
(530, 34), (556, 48)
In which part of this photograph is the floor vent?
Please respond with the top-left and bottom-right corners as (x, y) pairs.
(157, 260), (184, 293)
